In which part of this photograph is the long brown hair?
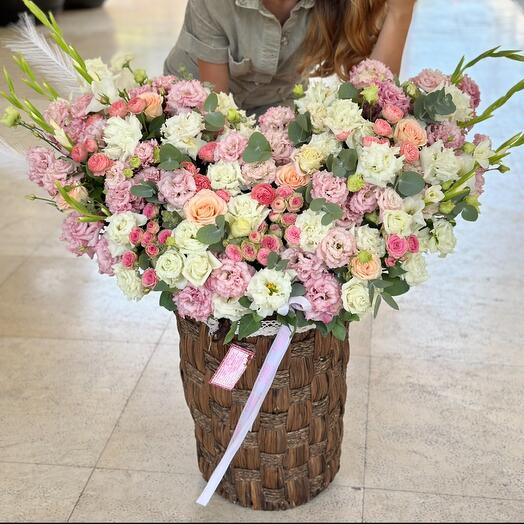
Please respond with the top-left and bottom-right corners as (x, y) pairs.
(299, 0), (388, 80)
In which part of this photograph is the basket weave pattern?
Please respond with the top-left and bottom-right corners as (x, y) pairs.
(176, 315), (351, 510)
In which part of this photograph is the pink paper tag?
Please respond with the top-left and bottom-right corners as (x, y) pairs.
(209, 344), (255, 391)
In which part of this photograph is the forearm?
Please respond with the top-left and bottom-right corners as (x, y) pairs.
(198, 59), (230, 94)
(370, 5), (414, 75)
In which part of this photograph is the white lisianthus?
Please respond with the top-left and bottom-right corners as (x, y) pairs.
(114, 264), (145, 301)
(295, 209), (333, 252)
(294, 144), (324, 174)
(49, 119), (73, 149)
(207, 161), (243, 195)
(113, 68), (137, 92)
(341, 278), (371, 315)
(383, 210), (414, 236)
(247, 268), (293, 317)
(424, 184), (445, 204)
(155, 250), (186, 288)
(356, 142), (403, 187)
(105, 212), (147, 256)
(324, 98), (366, 136)
(420, 140), (462, 185)
(346, 120), (375, 150)
(86, 76), (120, 112)
(173, 220), (207, 254)
(458, 153), (476, 175)
(355, 225), (386, 257)
(435, 84), (473, 123)
(403, 195), (426, 229)
(182, 252), (222, 287)
(295, 81), (338, 132)
(416, 227), (432, 253)
(308, 132), (342, 158)
(473, 138), (495, 169)
(216, 92), (239, 114)
(401, 253), (429, 286)
(428, 219), (456, 257)
(226, 194), (270, 238)
(86, 57), (112, 80)
(110, 52), (134, 71)
(212, 296), (249, 322)
(161, 111), (205, 158)
(103, 115), (143, 161)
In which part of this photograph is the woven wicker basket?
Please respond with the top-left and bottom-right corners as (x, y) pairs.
(176, 314), (350, 511)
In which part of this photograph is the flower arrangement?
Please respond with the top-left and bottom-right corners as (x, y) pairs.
(2, 1), (524, 345)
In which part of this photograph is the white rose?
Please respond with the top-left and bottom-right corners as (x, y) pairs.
(308, 132), (342, 158)
(294, 144), (324, 174)
(114, 264), (144, 301)
(295, 209), (333, 252)
(324, 98), (366, 136)
(212, 296), (249, 322)
(357, 142), (404, 187)
(435, 84), (473, 123)
(401, 253), (428, 286)
(173, 220), (207, 254)
(247, 268), (292, 318)
(424, 184), (444, 204)
(341, 278), (371, 315)
(420, 140), (461, 185)
(207, 160), (243, 195)
(103, 115), (143, 161)
(105, 211), (147, 256)
(182, 252), (222, 287)
(473, 138), (495, 169)
(383, 210), (414, 236)
(428, 219), (456, 257)
(161, 111), (205, 159)
(227, 194), (269, 237)
(155, 250), (186, 288)
(355, 225), (386, 257)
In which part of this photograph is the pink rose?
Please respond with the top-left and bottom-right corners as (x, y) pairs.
(88, 153), (113, 175)
(214, 132), (248, 162)
(141, 268), (158, 288)
(381, 104), (404, 124)
(158, 229), (172, 245)
(257, 247), (271, 266)
(386, 235), (409, 259)
(127, 96), (147, 114)
(174, 285), (213, 322)
(373, 118), (393, 137)
(316, 227), (357, 269)
(108, 100), (128, 118)
(385, 256), (396, 268)
(271, 197), (286, 213)
(311, 170), (348, 206)
(249, 230), (262, 243)
(121, 250), (138, 268)
(198, 142), (218, 163)
(400, 142), (420, 163)
(281, 213), (297, 226)
(336, 131), (351, 141)
(143, 203), (159, 219)
(407, 234), (420, 253)
(225, 243), (243, 262)
(145, 244), (159, 257)
(411, 68), (449, 93)
(304, 273), (342, 324)
(251, 183), (276, 206)
(71, 144), (88, 163)
(84, 138), (98, 153)
(129, 227), (143, 246)
(146, 220), (160, 234)
(362, 136), (388, 147)
(287, 194), (304, 212)
(261, 234), (281, 252)
(284, 225), (301, 246)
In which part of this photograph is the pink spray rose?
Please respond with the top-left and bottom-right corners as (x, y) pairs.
(311, 170), (349, 206)
(251, 183), (276, 206)
(71, 144), (88, 163)
(158, 229), (172, 245)
(60, 213), (102, 257)
(407, 234), (420, 253)
(373, 118), (393, 137)
(121, 250), (138, 268)
(316, 227), (357, 268)
(174, 285), (213, 322)
(225, 243), (243, 262)
(108, 100), (129, 118)
(127, 96), (147, 114)
(386, 235), (409, 259)
(143, 203), (159, 219)
(141, 268), (158, 288)
(284, 225), (301, 246)
(257, 247), (271, 266)
(198, 142), (218, 163)
(382, 104), (404, 124)
(287, 194), (304, 212)
(145, 244), (160, 257)
(129, 227), (143, 246)
(261, 234), (281, 252)
(88, 153), (113, 175)
(458, 74), (481, 109)
(400, 142), (420, 163)
(157, 168), (197, 209)
(304, 273), (343, 324)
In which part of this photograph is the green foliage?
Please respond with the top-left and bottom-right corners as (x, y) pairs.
(204, 92), (218, 112)
(288, 112), (312, 146)
(224, 320), (238, 344)
(145, 115), (165, 139)
(330, 148), (358, 178)
(158, 144), (188, 170)
(238, 313), (262, 340)
(382, 276), (410, 297)
(159, 291), (176, 312)
(204, 111), (226, 132)
(413, 88), (456, 122)
(195, 215), (226, 245)
(397, 171), (426, 197)
(338, 82), (360, 101)
(310, 198), (343, 225)
(461, 204), (479, 222)
(130, 182), (156, 198)
(242, 131), (272, 163)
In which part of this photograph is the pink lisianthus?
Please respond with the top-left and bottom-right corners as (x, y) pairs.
(60, 213), (102, 258)
(225, 243), (243, 262)
(337, 197), (364, 228)
(151, 75), (178, 93)
(166, 80), (208, 113)
(458, 74), (481, 109)
(282, 248), (326, 281)
(473, 167), (486, 196)
(377, 187), (403, 215)
(94, 236), (117, 275)
(400, 142), (420, 163)
(134, 140), (157, 166)
(386, 235), (409, 259)
(265, 129), (294, 164)
(407, 234), (420, 253)
(316, 227), (357, 269)
(349, 59), (395, 89)
(27, 147), (76, 196)
(241, 158), (277, 185)
(121, 250), (138, 268)
(427, 122), (465, 150)
(411, 68), (449, 93)
(258, 106), (295, 132)
(206, 256), (254, 299)
(157, 168), (197, 209)
(284, 225), (301, 246)
(349, 184), (379, 214)
(44, 98), (71, 129)
(304, 273), (343, 324)
(105, 179), (141, 213)
(134, 166), (161, 184)
(174, 285), (213, 322)
(378, 81), (411, 114)
(214, 132), (248, 162)
(311, 170), (349, 206)
(70, 94), (92, 119)
(198, 142), (218, 163)
(141, 268), (158, 288)
(251, 183), (276, 206)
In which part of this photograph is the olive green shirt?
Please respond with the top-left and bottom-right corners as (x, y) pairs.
(164, 0), (315, 113)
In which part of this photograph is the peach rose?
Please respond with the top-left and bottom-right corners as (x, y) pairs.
(393, 118), (428, 147)
(138, 92), (163, 120)
(183, 189), (227, 225)
(350, 253), (382, 280)
(275, 164), (309, 189)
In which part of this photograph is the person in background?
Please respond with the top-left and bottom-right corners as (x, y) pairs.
(164, 0), (416, 115)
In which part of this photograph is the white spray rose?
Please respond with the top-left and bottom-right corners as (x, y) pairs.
(182, 252), (222, 287)
(341, 278), (371, 315)
(401, 253), (428, 286)
(420, 140), (462, 185)
(212, 296), (249, 322)
(155, 250), (186, 288)
(161, 111), (205, 158)
(105, 212), (147, 256)
(355, 225), (386, 257)
(247, 268), (292, 318)
(114, 264), (145, 301)
(356, 142), (404, 187)
(226, 194), (270, 237)
(428, 219), (457, 257)
(173, 220), (207, 254)
(207, 161), (243, 195)
(103, 115), (143, 161)
(295, 209), (333, 252)
(382, 210), (414, 236)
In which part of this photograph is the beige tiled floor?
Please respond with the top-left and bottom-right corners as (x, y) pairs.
(0, 0), (523, 522)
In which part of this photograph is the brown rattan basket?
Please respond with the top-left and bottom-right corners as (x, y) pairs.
(176, 314), (350, 511)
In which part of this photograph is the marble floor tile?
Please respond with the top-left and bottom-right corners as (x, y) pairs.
(0, 337), (156, 466)
(0, 256), (25, 287)
(69, 468), (364, 523)
(0, 462), (91, 523)
(363, 488), (524, 523)
(365, 357), (524, 500)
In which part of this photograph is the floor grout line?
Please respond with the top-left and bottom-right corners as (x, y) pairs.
(65, 322), (170, 522)
(0, 459), (92, 470)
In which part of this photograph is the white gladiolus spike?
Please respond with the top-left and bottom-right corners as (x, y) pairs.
(0, 135), (27, 174)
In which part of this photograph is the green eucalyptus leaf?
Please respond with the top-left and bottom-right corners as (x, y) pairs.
(130, 184), (156, 198)
(381, 293), (399, 311)
(291, 282), (306, 296)
(204, 111), (226, 132)
(238, 297), (252, 308)
(310, 198), (326, 212)
(224, 320), (238, 344)
(267, 251), (280, 269)
(196, 224), (223, 245)
(159, 290), (176, 312)
(331, 321), (348, 341)
(321, 213), (335, 226)
(461, 204), (479, 221)
(242, 131), (272, 163)
(397, 171), (425, 197)
(373, 295), (382, 318)
(338, 82), (360, 101)
(204, 92), (218, 112)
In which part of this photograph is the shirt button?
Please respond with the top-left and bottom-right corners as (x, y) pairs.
(281, 35), (289, 46)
